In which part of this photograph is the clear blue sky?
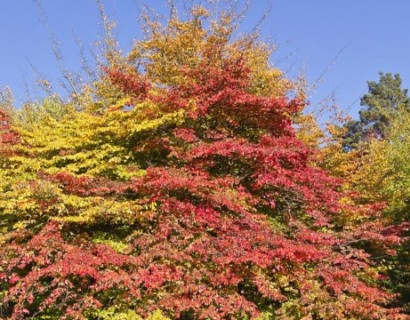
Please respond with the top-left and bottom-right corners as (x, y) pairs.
(0, 0), (409, 119)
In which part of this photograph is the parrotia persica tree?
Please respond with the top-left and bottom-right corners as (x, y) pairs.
(0, 4), (406, 320)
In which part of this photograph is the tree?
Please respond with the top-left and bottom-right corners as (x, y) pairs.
(349, 109), (410, 313)
(343, 72), (410, 150)
(0, 4), (405, 319)
(318, 90), (410, 314)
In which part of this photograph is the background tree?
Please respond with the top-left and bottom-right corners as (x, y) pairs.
(349, 110), (410, 313)
(343, 72), (410, 150)
(315, 76), (410, 314)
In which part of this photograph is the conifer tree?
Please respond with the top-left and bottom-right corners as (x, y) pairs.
(343, 72), (410, 149)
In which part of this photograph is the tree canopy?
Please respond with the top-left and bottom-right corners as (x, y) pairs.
(0, 3), (408, 320)
(342, 72), (410, 150)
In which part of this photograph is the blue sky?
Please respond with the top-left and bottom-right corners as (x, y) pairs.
(0, 0), (409, 119)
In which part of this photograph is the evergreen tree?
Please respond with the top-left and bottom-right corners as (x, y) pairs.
(343, 72), (410, 149)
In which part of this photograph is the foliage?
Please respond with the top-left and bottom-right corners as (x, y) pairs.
(313, 76), (410, 315)
(342, 72), (410, 150)
(344, 108), (410, 313)
(0, 4), (406, 320)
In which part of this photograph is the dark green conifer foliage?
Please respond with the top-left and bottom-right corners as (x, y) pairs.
(343, 72), (410, 149)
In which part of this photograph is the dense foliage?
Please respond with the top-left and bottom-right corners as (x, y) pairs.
(313, 74), (410, 316)
(0, 4), (408, 320)
(338, 100), (410, 314)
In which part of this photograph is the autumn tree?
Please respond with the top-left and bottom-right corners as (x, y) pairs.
(0, 3), (406, 319)
(311, 75), (410, 314)
(344, 108), (410, 313)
